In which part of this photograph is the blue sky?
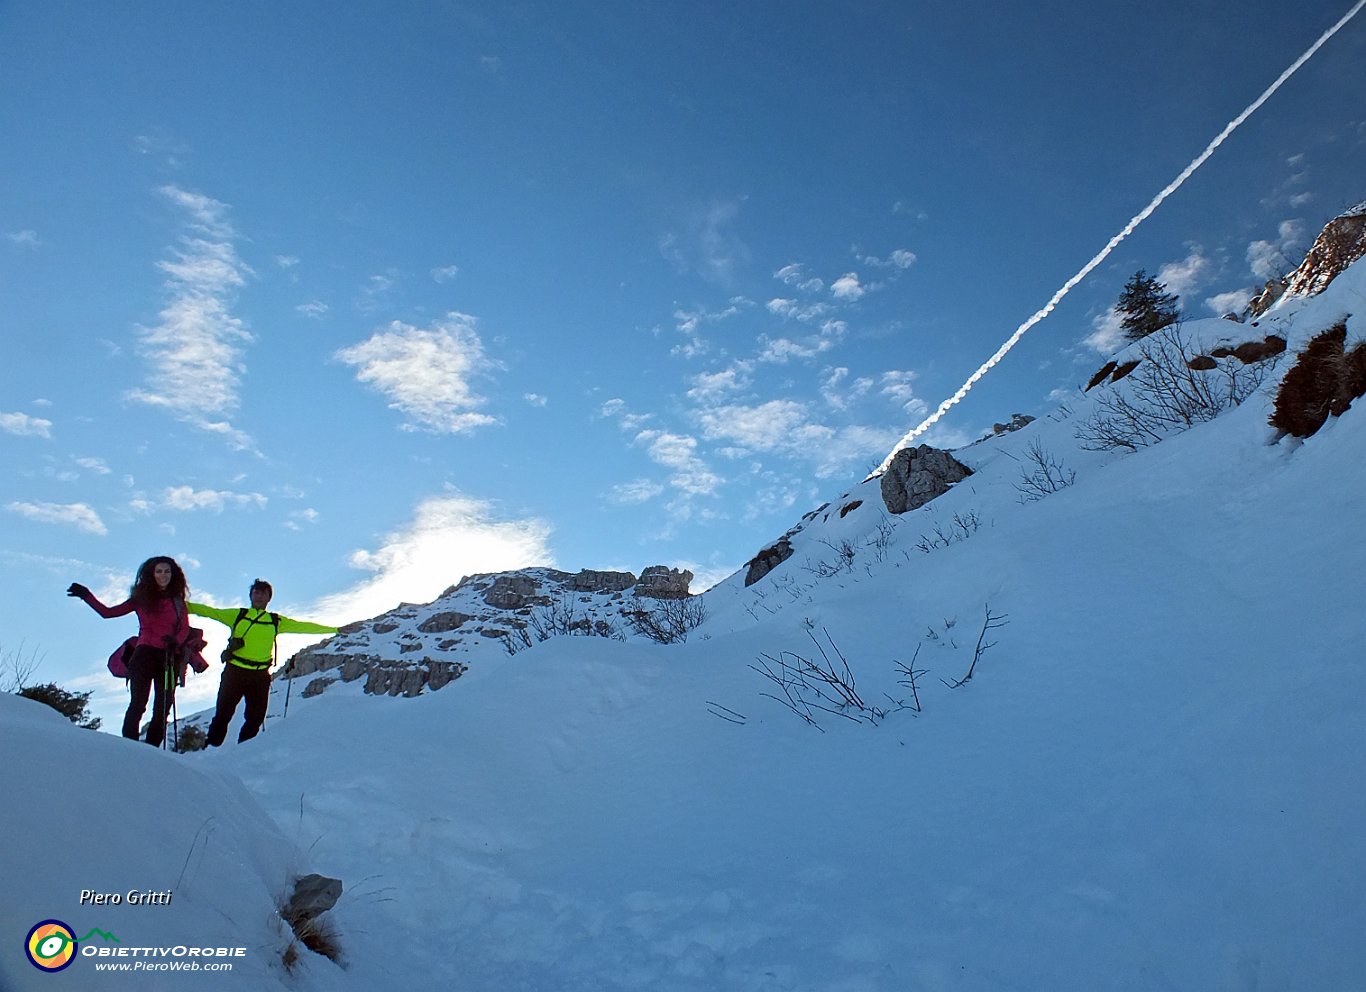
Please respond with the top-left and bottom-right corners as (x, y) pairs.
(2, 0), (1364, 723)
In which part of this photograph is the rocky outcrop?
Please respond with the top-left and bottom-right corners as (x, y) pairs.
(879, 445), (974, 514)
(483, 575), (542, 609)
(1282, 202), (1366, 300)
(991, 413), (1035, 436)
(568, 569), (637, 593)
(283, 563), (705, 701)
(635, 565), (693, 599)
(283, 650), (467, 697)
(417, 611), (473, 633)
(745, 537), (794, 587)
(1248, 276), (1289, 318)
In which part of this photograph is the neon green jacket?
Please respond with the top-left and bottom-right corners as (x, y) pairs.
(188, 603), (338, 670)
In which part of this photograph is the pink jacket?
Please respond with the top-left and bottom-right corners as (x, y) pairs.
(85, 594), (189, 650)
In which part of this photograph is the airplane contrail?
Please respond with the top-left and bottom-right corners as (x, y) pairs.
(870, 0), (1366, 480)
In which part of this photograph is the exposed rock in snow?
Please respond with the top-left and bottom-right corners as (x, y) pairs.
(879, 444), (974, 514)
(1280, 201), (1366, 300)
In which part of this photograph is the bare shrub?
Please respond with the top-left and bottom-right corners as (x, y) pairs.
(503, 595), (625, 655)
(624, 596), (707, 644)
(1076, 325), (1279, 451)
(942, 605), (1009, 688)
(865, 515), (898, 562)
(751, 628), (885, 731)
(0, 641), (44, 692)
(1014, 439), (1076, 503)
(915, 510), (981, 553)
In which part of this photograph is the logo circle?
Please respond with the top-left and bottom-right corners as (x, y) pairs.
(25, 920), (77, 972)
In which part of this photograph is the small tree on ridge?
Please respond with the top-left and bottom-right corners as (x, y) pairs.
(1117, 269), (1180, 342)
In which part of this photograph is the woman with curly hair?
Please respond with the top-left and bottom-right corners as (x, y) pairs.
(68, 556), (198, 747)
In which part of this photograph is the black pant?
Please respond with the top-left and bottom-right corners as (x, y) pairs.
(123, 645), (175, 747)
(206, 664), (271, 746)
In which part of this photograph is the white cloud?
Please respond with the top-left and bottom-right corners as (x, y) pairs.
(336, 313), (501, 434)
(284, 507), (320, 531)
(607, 479), (665, 505)
(7, 500), (107, 535)
(820, 367), (873, 410)
(831, 273), (866, 300)
(774, 264), (824, 293)
(767, 298), (833, 323)
(7, 230), (40, 246)
(756, 319), (845, 364)
(1247, 219), (1306, 280)
(1156, 249), (1209, 298)
(693, 398), (896, 480)
(696, 399), (818, 453)
(687, 367), (751, 403)
(310, 493), (553, 623)
(671, 297), (752, 358)
(1205, 289), (1254, 316)
(162, 486), (267, 512)
(74, 457), (111, 475)
(756, 336), (820, 363)
(431, 264), (460, 283)
(660, 199), (752, 286)
(880, 370), (927, 415)
(859, 248), (917, 270)
(634, 430), (722, 496)
(523, 393), (548, 407)
(275, 255), (299, 268)
(0, 412), (53, 438)
(128, 186), (254, 447)
(1083, 308), (1127, 354)
(599, 398), (654, 433)
(296, 301), (329, 318)
(356, 274), (395, 312)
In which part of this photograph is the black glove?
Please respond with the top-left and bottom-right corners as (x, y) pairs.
(67, 582), (92, 600)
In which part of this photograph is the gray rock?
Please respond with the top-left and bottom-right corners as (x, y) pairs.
(568, 569), (637, 593)
(744, 538), (794, 587)
(635, 565), (693, 599)
(879, 445), (973, 514)
(483, 575), (540, 609)
(283, 874), (342, 925)
(301, 675), (336, 699)
(418, 611), (473, 633)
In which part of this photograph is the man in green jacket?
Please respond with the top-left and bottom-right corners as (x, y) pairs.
(189, 578), (337, 746)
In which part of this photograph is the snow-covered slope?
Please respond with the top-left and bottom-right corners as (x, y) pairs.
(3, 252), (1363, 991)
(0, 693), (356, 992)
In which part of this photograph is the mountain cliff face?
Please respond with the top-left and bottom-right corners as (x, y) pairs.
(287, 565), (693, 697)
(1250, 201), (1366, 314)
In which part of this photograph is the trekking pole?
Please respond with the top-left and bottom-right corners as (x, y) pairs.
(160, 646), (172, 750)
(281, 642), (294, 719)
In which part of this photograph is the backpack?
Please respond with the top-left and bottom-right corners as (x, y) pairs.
(108, 636), (137, 679)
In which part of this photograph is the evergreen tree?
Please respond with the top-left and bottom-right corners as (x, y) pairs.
(1117, 269), (1180, 342)
(17, 682), (102, 730)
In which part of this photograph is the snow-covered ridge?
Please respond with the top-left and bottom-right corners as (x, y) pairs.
(286, 564), (694, 696)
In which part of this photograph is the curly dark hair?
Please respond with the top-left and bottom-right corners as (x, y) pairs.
(130, 556), (189, 603)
